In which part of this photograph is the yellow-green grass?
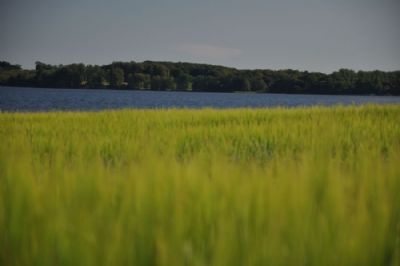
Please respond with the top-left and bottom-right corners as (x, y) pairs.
(1, 105), (400, 266)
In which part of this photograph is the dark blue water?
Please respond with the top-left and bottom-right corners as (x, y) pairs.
(1, 86), (399, 111)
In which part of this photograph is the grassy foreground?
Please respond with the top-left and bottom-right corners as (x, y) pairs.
(1, 105), (400, 266)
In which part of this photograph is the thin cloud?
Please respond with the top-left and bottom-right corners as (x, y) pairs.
(177, 44), (242, 59)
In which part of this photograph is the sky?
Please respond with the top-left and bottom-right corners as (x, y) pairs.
(0, 0), (399, 73)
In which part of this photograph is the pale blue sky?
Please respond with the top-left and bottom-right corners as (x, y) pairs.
(1, 0), (399, 72)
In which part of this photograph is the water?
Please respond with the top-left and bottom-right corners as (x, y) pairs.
(1, 86), (399, 111)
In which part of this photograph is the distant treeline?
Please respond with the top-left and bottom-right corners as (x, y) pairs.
(1, 60), (399, 95)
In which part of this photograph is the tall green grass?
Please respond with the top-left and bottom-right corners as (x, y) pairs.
(1, 105), (400, 265)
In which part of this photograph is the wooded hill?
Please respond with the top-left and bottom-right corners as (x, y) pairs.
(1, 61), (399, 95)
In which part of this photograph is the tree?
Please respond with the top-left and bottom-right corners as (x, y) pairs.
(160, 77), (177, 91)
(330, 69), (357, 93)
(0, 61), (24, 85)
(143, 62), (169, 77)
(354, 71), (386, 95)
(53, 64), (86, 88)
(232, 76), (250, 91)
(192, 76), (207, 91)
(1, 60), (400, 95)
(192, 76), (222, 92)
(87, 66), (106, 88)
(127, 73), (151, 90)
(0, 61), (21, 70)
(251, 78), (268, 92)
(110, 67), (125, 88)
(151, 76), (176, 90)
(151, 76), (162, 90)
(176, 74), (192, 91)
(35, 61), (58, 87)
(270, 72), (305, 93)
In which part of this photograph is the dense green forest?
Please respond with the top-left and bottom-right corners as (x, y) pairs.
(1, 60), (399, 95)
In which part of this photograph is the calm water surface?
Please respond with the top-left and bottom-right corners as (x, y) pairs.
(1, 86), (399, 111)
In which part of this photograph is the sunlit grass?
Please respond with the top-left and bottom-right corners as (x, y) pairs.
(1, 105), (400, 265)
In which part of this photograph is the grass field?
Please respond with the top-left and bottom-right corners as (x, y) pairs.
(1, 105), (400, 266)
